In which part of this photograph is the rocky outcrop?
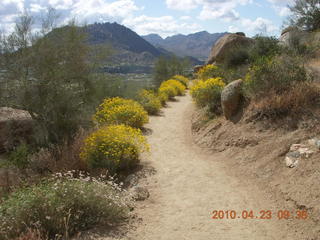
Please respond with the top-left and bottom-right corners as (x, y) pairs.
(221, 79), (243, 121)
(0, 107), (34, 152)
(280, 27), (320, 47)
(207, 33), (254, 64)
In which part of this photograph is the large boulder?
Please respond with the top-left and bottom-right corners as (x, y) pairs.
(207, 33), (254, 64)
(0, 107), (34, 152)
(221, 79), (243, 121)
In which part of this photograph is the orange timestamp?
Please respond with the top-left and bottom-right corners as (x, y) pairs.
(211, 210), (308, 220)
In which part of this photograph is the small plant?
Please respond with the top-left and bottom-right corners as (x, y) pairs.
(0, 175), (129, 239)
(80, 125), (149, 174)
(9, 143), (30, 168)
(160, 80), (186, 96)
(172, 75), (189, 87)
(94, 97), (149, 128)
(137, 90), (162, 115)
(190, 77), (225, 114)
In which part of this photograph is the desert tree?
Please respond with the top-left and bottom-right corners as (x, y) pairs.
(289, 0), (320, 31)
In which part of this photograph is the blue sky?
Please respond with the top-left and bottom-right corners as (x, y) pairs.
(0, 0), (294, 37)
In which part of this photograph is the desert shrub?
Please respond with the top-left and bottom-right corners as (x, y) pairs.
(172, 75), (189, 87)
(94, 97), (149, 128)
(14, 229), (45, 240)
(160, 80), (186, 96)
(250, 82), (320, 119)
(0, 176), (129, 239)
(196, 64), (219, 80)
(223, 47), (250, 67)
(80, 125), (149, 174)
(244, 55), (308, 98)
(249, 36), (281, 61)
(137, 90), (161, 115)
(158, 91), (169, 106)
(190, 77), (225, 114)
(288, 0), (320, 31)
(158, 85), (178, 100)
(9, 143), (30, 169)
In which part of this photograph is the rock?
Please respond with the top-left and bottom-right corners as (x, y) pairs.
(221, 79), (243, 120)
(236, 32), (246, 37)
(0, 107), (34, 152)
(308, 138), (320, 150)
(124, 174), (139, 188)
(207, 33), (254, 64)
(285, 151), (300, 168)
(130, 186), (150, 201)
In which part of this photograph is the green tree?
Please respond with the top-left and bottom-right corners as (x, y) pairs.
(153, 55), (190, 86)
(289, 0), (320, 31)
(0, 10), (110, 145)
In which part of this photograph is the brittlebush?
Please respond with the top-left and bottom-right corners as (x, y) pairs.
(172, 75), (189, 87)
(137, 90), (161, 115)
(80, 125), (149, 173)
(190, 77), (225, 114)
(160, 79), (186, 96)
(93, 97), (148, 128)
(196, 64), (219, 80)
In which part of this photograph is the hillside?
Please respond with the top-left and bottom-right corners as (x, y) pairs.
(143, 31), (228, 61)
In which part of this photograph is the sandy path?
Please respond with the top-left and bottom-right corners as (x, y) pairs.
(127, 94), (294, 240)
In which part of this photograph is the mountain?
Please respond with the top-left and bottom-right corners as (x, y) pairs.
(86, 22), (161, 57)
(143, 31), (228, 61)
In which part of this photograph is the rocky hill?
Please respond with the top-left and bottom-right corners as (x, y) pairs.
(143, 31), (228, 61)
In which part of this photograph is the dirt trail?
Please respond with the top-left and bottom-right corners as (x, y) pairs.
(126, 94), (296, 240)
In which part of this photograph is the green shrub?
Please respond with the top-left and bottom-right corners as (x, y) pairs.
(9, 143), (30, 168)
(249, 36), (281, 61)
(244, 55), (308, 98)
(93, 97), (149, 128)
(0, 176), (129, 239)
(223, 47), (250, 67)
(80, 125), (149, 174)
(190, 77), (225, 114)
(137, 90), (161, 115)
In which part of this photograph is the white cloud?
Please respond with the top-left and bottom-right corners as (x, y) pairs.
(166, 0), (252, 21)
(228, 25), (239, 33)
(180, 15), (191, 20)
(122, 15), (203, 37)
(267, 0), (294, 16)
(241, 17), (278, 35)
(165, 0), (198, 11)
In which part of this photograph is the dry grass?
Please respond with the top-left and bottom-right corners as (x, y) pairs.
(249, 82), (320, 119)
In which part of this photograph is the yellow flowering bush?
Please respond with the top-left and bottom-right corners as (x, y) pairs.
(173, 75), (189, 87)
(137, 89), (162, 115)
(160, 79), (186, 96)
(80, 125), (149, 174)
(190, 77), (225, 114)
(196, 64), (219, 80)
(94, 97), (148, 128)
(158, 85), (177, 100)
(158, 90), (169, 105)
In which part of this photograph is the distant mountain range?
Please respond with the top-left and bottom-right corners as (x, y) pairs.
(84, 22), (203, 72)
(143, 31), (228, 61)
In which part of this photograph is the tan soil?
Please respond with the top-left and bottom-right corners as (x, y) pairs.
(122, 94), (302, 240)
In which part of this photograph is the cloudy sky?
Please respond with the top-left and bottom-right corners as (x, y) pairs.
(0, 0), (295, 37)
